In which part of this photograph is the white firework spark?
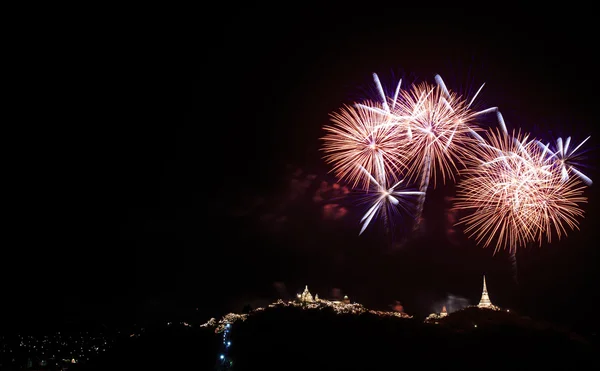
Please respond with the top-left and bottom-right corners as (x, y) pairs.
(357, 165), (424, 235)
(537, 136), (593, 186)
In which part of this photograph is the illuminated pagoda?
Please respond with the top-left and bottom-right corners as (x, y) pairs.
(440, 305), (448, 317)
(424, 304), (448, 324)
(297, 285), (314, 303)
(477, 275), (494, 309)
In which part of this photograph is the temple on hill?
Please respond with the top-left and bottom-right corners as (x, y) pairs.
(297, 285), (314, 303)
(440, 305), (447, 317)
(424, 304), (448, 324)
(477, 275), (496, 309)
(296, 285), (351, 305)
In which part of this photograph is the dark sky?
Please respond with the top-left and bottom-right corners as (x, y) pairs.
(4, 8), (599, 334)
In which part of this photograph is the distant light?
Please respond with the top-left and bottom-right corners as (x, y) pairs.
(226, 324), (231, 328)
(474, 324), (478, 328)
(220, 354), (225, 360)
(507, 309), (510, 312)
(227, 341), (231, 346)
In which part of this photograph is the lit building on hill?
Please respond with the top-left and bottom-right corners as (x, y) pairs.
(440, 305), (447, 317)
(477, 275), (493, 309)
(426, 275), (501, 324)
(204, 285), (412, 334)
(297, 285), (314, 303)
(424, 305), (448, 324)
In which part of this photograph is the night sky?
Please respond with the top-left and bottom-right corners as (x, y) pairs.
(4, 8), (598, 335)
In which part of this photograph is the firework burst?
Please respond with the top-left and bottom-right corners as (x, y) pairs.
(385, 75), (498, 232)
(321, 73), (502, 237)
(453, 128), (588, 253)
(392, 77), (493, 187)
(321, 101), (408, 190)
(356, 165), (424, 235)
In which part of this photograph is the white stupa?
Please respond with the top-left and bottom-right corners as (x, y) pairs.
(477, 275), (494, 308)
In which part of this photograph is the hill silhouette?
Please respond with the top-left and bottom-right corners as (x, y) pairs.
(73, 303), (597, 370)
(222, 305), (596, 370)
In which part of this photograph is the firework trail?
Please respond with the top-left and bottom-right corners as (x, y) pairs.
(453, 127), (588, 255)
(508, 249), (518, 284)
